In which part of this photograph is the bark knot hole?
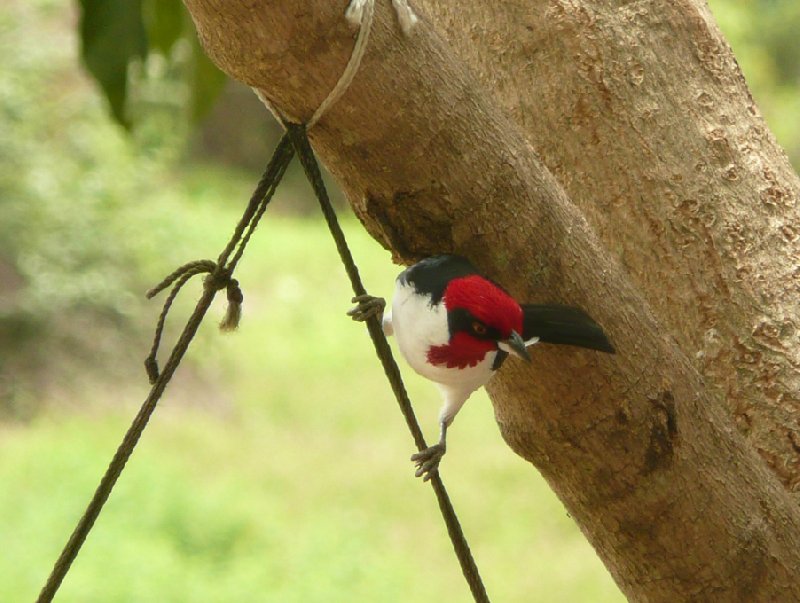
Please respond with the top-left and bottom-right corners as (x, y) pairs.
(642, 390), (678, 475)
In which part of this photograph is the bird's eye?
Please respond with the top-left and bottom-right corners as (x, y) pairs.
(472, 321), (487, 336)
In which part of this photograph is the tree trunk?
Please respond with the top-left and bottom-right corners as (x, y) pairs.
(181, 1), (800, 601)
(414, 0), (800, 499)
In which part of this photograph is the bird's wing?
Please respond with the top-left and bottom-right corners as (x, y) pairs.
(521, 304), (615, 353)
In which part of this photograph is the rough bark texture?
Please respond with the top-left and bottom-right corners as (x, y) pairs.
(181, 1), (800, 601)
(414, 0), (800, 500)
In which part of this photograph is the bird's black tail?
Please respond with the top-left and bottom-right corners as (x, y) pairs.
(521, 304), (615, 353)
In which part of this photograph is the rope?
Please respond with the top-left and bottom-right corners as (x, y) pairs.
(37, 4), (489, 602)
(286, 123), (491, 603)
(142, 135), (294, 383)
(308, 0), (373, 128)
(35, 134), (295, 603)
(255, 0), (417, 126)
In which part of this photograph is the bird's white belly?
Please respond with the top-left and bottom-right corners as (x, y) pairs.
(390, 281), (496, 391)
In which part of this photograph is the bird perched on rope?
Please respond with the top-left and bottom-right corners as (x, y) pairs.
(348, 255), (615, 480)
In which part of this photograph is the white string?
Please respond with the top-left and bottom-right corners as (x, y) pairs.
(308, 0), (376, 128)
(254, 0), (418, 128)
(392, 0), (418, 35)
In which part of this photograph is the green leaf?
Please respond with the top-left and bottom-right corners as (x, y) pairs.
(189, 35), (228, 123)
(78, 0), (148, 128)
(142, 0), (184, 56)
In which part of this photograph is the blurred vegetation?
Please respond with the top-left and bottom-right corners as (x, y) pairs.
(0, 0), (797, 601)
(0, 0), (182, 417)
(0, 0), (335, 417)
(0, 218), (625, 602)
(77, 0), (226, 127)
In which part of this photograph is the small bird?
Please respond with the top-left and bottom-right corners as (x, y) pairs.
(348, 255), (614, 480)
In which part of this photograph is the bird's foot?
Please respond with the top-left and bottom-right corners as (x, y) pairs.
(347, 294), (386, 322)
(411, 443), (446, 481)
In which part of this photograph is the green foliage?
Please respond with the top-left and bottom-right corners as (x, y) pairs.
(142, 0), (184, 55)
(76, 0), (227, 128)
(187, 35), (230, 122)
(0, 1), (237, 415)
(78, 0), (147, 128)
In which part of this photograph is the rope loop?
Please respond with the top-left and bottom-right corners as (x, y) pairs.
(145, 259), (216, 299)
(144, 261), (242, 383)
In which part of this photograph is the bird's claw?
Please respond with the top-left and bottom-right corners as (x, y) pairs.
(411, 443), (446, 481)
(347, 294), (386, 322)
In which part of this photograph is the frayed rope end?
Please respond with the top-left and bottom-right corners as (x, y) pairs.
(219, 279), (244, 332)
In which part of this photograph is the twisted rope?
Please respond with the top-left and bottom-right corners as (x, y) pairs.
(286, 123), (490, 603)
(37, 3), (489, 602)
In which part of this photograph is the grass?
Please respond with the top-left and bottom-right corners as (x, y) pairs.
(0, 198), (623, 602)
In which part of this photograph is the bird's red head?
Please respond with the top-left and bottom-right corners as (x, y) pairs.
(427, 275), (524, 369)
(443, 275), (523, 338)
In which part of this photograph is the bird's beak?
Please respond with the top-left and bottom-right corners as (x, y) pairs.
(499, 330), (532, 363)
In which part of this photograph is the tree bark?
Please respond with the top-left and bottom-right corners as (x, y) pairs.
(414, 0), (800, 499)
(181, 1), (800, 601)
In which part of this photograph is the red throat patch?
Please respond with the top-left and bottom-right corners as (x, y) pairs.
(427, 332), (496, 369)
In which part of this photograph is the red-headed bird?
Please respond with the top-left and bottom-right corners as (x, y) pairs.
(349, 255), (614, 480)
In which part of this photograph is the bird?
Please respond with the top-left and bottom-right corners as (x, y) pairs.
(348, 254), (614, 480)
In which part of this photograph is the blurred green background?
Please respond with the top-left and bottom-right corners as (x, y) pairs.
(1, 1), (797, 601)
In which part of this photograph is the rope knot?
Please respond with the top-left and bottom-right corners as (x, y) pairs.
(203, 267), (243, 332)
(203, 266), (233, 292)
(145, 261), (244, 383)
